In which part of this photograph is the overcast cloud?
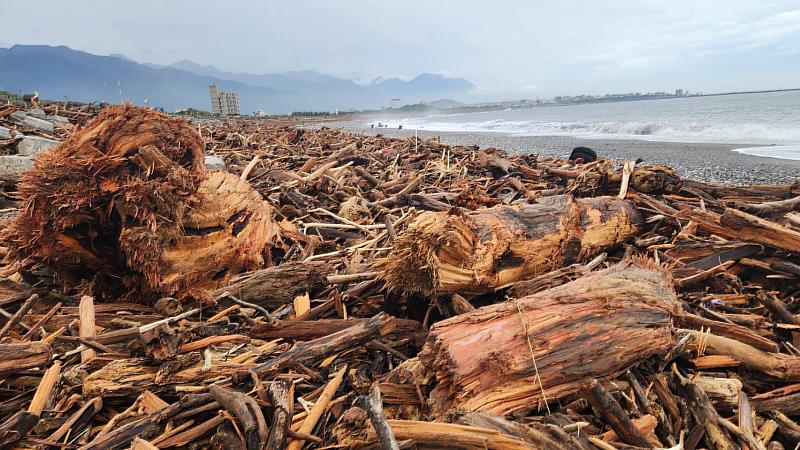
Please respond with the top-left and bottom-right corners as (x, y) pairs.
(2, 0), (799, 100)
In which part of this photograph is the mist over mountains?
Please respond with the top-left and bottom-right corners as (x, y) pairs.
(0, 45), (475, 114)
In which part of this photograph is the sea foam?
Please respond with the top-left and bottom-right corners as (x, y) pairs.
(733, 145), (800, 161)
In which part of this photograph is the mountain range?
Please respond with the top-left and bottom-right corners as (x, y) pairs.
(0, 45), (475, 114)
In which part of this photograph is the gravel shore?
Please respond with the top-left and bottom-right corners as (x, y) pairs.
(330, 122), (800, 185)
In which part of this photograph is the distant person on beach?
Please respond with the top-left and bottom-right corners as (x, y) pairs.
(569, 147), (597, 164)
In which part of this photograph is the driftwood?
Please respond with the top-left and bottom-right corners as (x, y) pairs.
(420, 259), (677, 416)
(4, 105), (277, 299)
(380, 195), (641, 296)
(0, 341), (51, 376)
(2, 103), (800, 450)
(216, 260), (332, 308)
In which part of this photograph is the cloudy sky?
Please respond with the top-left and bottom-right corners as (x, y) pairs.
(2, 0), (799, 100)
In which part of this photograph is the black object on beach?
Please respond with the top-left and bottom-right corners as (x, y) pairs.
(569, 147), (597, 163)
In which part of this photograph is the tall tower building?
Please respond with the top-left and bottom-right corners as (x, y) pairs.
(209, 85), (240, 115)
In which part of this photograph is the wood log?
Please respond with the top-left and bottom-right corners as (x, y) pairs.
(79, 393), (214, 450)
(420, 259), (677, 416)
(250, 318), (365, 340)
(682, 180), (800, 202)
(215, 261), (332, 309)
(0, 293), (39, 339)
(380, 195), (641, 296)
(0, 341), (52, 376)
(738, 196), (800, 215)
(448, 411), (593, 449)
(675, 313), (779, 352)
(250, 313), (420, 377)
(720, 208), (800, 254)
(356, 420), (540, 450)
(684, 331), (800, 381)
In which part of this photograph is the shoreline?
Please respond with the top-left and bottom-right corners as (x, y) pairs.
(329, 122), (800, 185)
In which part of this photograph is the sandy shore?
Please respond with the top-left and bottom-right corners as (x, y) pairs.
(329, 122), (800, 185)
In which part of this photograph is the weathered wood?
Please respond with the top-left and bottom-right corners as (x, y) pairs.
(287, 365), (346, 450)
(79, 295), (96, 363)
(250, 318), (365, 340)
(354, 384), (400, 450)
(676, 313), (779, 352)
(78, 393), (214, 450)
(380, 195), (641, 295)
(421, 259), (677, 416)
(210, 384), (267, 450)
(719, 208), (800, 253)
(266, 379), (293, 450)
(215, 260), (332, 309)
(250, 313), (420, 377)
(738, 196), (800, 215)
(685, 331), (800, 381)
(0, 341), (52, 376)
(673, 373), (737, 450)
(45, 397), (103, 447)
(0, 293), (38, 339)
(354, 419), (539, 450)
(580, 379), (652, 447)
(0, 360), (61, 445)
(449, 411), (593, 449)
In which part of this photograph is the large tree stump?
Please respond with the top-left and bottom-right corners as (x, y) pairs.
(4, 105), (277, 299)
(420, 259), (678, 417)
(379, 195), (641, 296)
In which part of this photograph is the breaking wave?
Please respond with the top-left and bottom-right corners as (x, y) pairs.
(383, 118), (800, 145)
(733, 145), (800, 161)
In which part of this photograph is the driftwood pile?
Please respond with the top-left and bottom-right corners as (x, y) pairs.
(0, 104), (799, 449)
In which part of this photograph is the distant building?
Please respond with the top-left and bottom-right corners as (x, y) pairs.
(252, 109), (267, 117)
(209, 85), (240, 115)
(675, 89), (684, 97)
(390, 98), (401, 109)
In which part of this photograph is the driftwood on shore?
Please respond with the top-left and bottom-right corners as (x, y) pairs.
(0, 102), (799, 449)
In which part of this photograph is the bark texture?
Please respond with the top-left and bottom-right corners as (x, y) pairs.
(3, 105), (276, 299)
(379, 195), (641, 296)
(420, 259), (678, 416)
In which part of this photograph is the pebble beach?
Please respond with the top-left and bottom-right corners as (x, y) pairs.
(336, 123), (800, 185)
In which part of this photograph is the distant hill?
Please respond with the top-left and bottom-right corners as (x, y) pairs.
(0, 45), (476, 114)
(427, 98), (466, 109)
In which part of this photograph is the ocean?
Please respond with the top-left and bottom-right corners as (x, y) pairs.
(370, 90), (800, 161)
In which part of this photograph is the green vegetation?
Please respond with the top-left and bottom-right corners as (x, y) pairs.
(175, 108), (216, 118)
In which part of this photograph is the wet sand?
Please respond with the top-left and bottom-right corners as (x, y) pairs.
(331, 122), (800, 185)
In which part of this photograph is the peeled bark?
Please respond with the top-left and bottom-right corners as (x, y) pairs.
(420, 259), (677, 416)
(379, 195), (641, 296)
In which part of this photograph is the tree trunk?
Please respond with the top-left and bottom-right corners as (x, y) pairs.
(420, 259), (677, 417)
(379, 195), (641, 296)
